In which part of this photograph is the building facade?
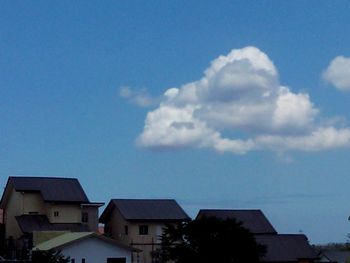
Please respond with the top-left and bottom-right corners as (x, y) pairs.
(32, 232), (137, 263)
(100, 199), (190, 263)
(0, 176), (103, 259)
(196, 209), (318, 263)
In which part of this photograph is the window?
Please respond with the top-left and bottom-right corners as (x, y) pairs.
(54, 211), (59, 217)
(28, 212), (38, 215)
(82, 212), (89, 223)
(71, 259), (75, 263)
(82, 259), (86, 263)
(107, 258), (126, 263)
(139, 225), (148, 235)
(124, 225), (128, 235)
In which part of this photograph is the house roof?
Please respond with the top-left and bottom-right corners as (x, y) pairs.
(1, 177), (90, 206)
(318, 250), (350, 263)
(196, 209), (277, 234)
(255, 234), (318, 262)
(32, 232), (139, 252)
(100, 199), (190, 223)
(16, 215), (90, 233)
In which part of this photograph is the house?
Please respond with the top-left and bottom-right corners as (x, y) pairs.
(99, 199), (190, 263)
(196, 209), (277, 234)
(32, 231), (139, 263)
(314, 245), (350, 263)
(0, 176), (104, 257)
(255, 234), (319, 263)
(196, 209), (318, 263)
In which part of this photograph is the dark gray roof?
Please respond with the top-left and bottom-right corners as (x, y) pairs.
(255, 234), (318, 262)
(100, 199), (190, 223)
(9, 176), (89, 203)
(196, 209), (277, 234)
(16, 215), (89, 233)
(320, 250), (350, 263)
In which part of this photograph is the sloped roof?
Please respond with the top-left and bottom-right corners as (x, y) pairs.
(6, 176), (89, 203)
(16, 215), (89, 233)
(320, 250), (350, 263)
(255, 234), (318, 262)
(100, 199), (190, 223)
(32, 232), (138, 252)
(196, 209), (277, 234)
(33, 232), (92, 250)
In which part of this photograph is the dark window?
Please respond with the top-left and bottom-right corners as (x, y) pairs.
(139, 225), (148, 235)
(82, 259), (86, 263)
(71, 259), (75, 263)
(54, 211), (59, 217)
(28, 212), (38, 215)
(107, 258), (126, 263)
(82, 212), (89, 223)
(124, 225), (128, 235)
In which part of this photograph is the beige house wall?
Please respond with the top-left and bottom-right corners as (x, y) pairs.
(128, 223), (164, 244)
(22, 192), (46, 214)
(46, 203), (81, 223)
(128, 223), (168, 263)
(106, 208), (129, 241)
(0, 209), (3, 224)
(82, 206), (99, 232)
(105, 210), (176, 263)
(4, 187), (23, 239)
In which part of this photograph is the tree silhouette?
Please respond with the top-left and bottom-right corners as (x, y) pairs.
(159, 217), (266, 263)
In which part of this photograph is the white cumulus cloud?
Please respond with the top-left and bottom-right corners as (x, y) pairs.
(136, 47), (350, 154)
(323, 56), (350, 91)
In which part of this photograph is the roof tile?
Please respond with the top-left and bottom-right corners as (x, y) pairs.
(101, 199), (190, 222)
(10, 176), (89, 203)
(255, 234), (318, 262)
(16, 215), (89, 233)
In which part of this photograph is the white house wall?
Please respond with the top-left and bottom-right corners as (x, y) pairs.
(60, 236), (132, 263)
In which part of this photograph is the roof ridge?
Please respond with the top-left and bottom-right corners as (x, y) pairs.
(271, 233), (307, 237)
(199, 209), (262, 211)
(112, 198), (176, 201)
(10, 176), (79, 180)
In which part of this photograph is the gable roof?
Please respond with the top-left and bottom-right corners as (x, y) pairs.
(100, 199), (190, 223)
(1, 176), (89, 207)
(255, 234), (318, 262)
(16, 215), (89, 233)
(196, 209), (277, 234)
(32, 232), (139, 252)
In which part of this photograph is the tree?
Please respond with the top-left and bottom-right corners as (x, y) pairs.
(32, 250), (70, 263)
(159, 217), (266, 263)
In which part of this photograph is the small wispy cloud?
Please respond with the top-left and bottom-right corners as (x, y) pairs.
(323, 56), (350, 91)
(119, 86), (159, 107)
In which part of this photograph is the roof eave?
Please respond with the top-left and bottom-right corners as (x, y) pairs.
(124, 218), (190, 222)
(81, 202), (105, 207)
(0, 177), (14, 209)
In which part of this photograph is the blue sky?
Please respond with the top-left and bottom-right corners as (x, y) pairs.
(2, 1), (350, 243)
